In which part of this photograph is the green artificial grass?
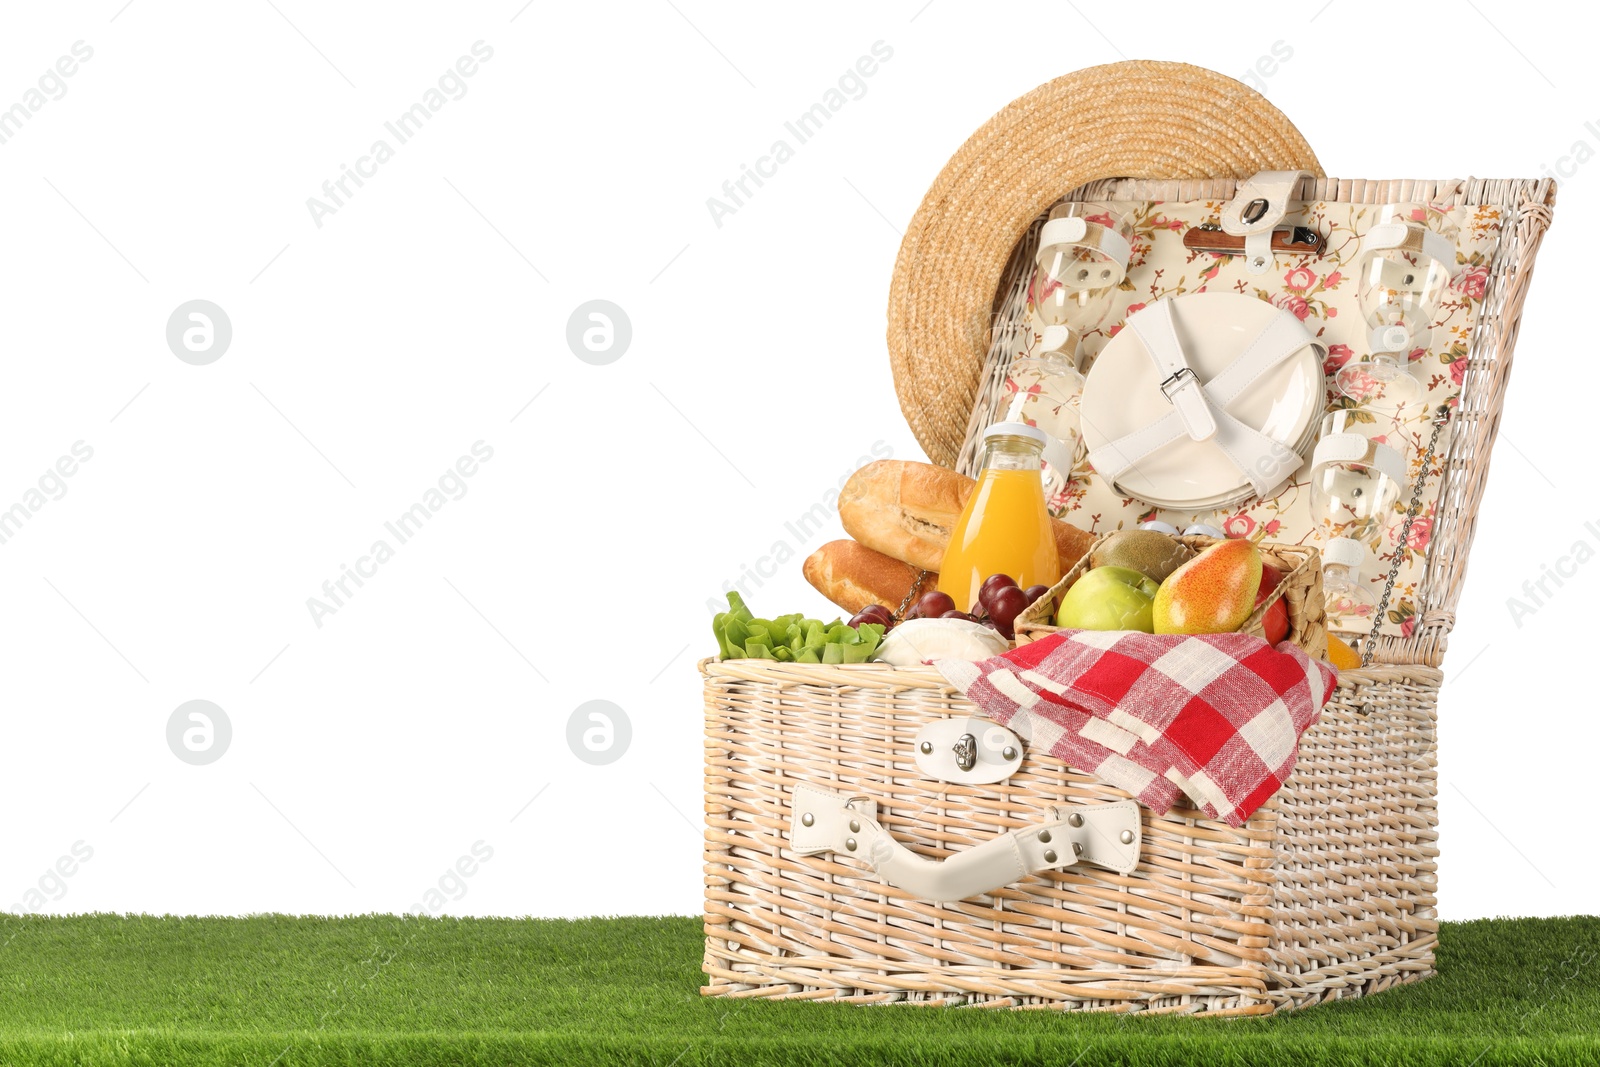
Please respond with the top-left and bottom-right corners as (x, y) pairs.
(0, 915), (1594, 1066)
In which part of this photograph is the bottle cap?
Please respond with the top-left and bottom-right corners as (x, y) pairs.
(984, 421), (1048, 446)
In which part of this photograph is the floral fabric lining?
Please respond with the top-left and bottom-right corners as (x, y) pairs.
(1013, 198), (1502, 639)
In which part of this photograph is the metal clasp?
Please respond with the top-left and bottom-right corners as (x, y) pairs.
(1160, 367), (1200, 401)
(1290, 226), (1321, 249)
(912, 720), (1023, 784)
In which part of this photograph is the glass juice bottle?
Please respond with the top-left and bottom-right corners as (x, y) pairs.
(937, 423), (1061, 613)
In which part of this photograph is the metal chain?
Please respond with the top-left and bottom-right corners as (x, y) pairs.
(1360, 404), (1451, 667)
(895, 570), (932, 621)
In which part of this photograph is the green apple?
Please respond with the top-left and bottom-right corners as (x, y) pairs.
(1055, 566), (1160, 632)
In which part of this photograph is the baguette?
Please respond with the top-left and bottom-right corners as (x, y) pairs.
(839, 459), (1095, 573)
(803, 540), (933, 616)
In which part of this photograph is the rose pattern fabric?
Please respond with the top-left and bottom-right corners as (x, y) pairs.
(1322, 343), (1355, 376)
(1015, 198), (1502, 641)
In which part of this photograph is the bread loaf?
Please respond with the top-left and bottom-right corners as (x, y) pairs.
(839, 460), (1095, 574)
(803, 540), (932, 616)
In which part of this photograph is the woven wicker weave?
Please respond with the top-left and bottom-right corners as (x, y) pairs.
(955, 177), (1557, 668)
(702, 659), (1437, 1014)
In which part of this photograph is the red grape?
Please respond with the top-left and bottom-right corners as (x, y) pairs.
(981, 573), (1017, 597)
(850, 607), (895, 631)
(978, 574), (1017, 613)
(939, 609), (976, 622)
(916, 591), (956, 619)
(988, 586), (1030, 635)
(1022, 584), (1051, 606)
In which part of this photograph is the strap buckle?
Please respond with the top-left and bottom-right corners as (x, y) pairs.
(1159, 366), (1200, 401)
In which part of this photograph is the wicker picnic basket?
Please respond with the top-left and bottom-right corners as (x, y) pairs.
(703, 659), (1438, 1013)
(701, 65), (1554, 1013)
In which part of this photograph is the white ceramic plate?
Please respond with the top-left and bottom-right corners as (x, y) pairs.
(1081, 294), (1323, 510)
(1127, 416), (1321, 513)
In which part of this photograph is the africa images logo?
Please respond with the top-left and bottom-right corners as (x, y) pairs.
(305, 41), (494, 228)
(305, 442), (494, 627)
(704, 41), (893, 228)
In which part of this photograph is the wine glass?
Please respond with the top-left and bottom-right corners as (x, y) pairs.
(1029, 202), (1132, 360)
(1309, 411), (1407, 540)
(1335, 206), (1456, 411)
(1321, 537), (1379, 637)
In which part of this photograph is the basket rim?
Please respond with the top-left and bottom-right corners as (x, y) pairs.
(1013, 534), (1328, 659)
(698, 655), (1441, 687)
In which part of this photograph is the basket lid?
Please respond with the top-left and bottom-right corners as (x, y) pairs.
(886, 61), (1321, 468)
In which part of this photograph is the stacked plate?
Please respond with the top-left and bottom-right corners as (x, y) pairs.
(1080, 295), (1323, 511)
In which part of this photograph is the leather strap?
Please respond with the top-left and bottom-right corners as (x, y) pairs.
(789, 783), (1140, 903)
(1311, 433), (1407, 486)
(1220, 170), (1313, 275)
(1088, 301), (1321, 499)
(1129, 300), (1216, 442)
(1039, 434), (1078, 476)
(1361, 221), (1454, 268)
(1322, 536), (1368, 569)
(1037, 216), (1133, 291)
(1038, 324), (1072, 354)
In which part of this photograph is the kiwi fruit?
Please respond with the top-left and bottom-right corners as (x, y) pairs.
(1089, 529), (1195, 584)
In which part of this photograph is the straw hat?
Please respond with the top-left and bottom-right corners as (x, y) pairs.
(887, 61), (1322, 467)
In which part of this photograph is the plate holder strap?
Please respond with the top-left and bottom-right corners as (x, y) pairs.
(1085, 301), (1321, 499)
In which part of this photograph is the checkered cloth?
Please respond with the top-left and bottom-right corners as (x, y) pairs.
(937, 631), (1337, 826)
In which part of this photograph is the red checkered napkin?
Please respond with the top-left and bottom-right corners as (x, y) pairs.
(937, 631), (1337, 826)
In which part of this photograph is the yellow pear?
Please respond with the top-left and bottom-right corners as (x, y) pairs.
(1152, 539), (1263, 635)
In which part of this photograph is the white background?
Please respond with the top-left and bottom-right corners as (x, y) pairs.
(0, 0), (1590, 921)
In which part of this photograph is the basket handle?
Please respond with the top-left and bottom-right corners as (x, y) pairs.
(788, 784), (1140, 903)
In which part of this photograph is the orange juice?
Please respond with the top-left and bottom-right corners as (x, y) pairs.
(938, 466), (1060, 613)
